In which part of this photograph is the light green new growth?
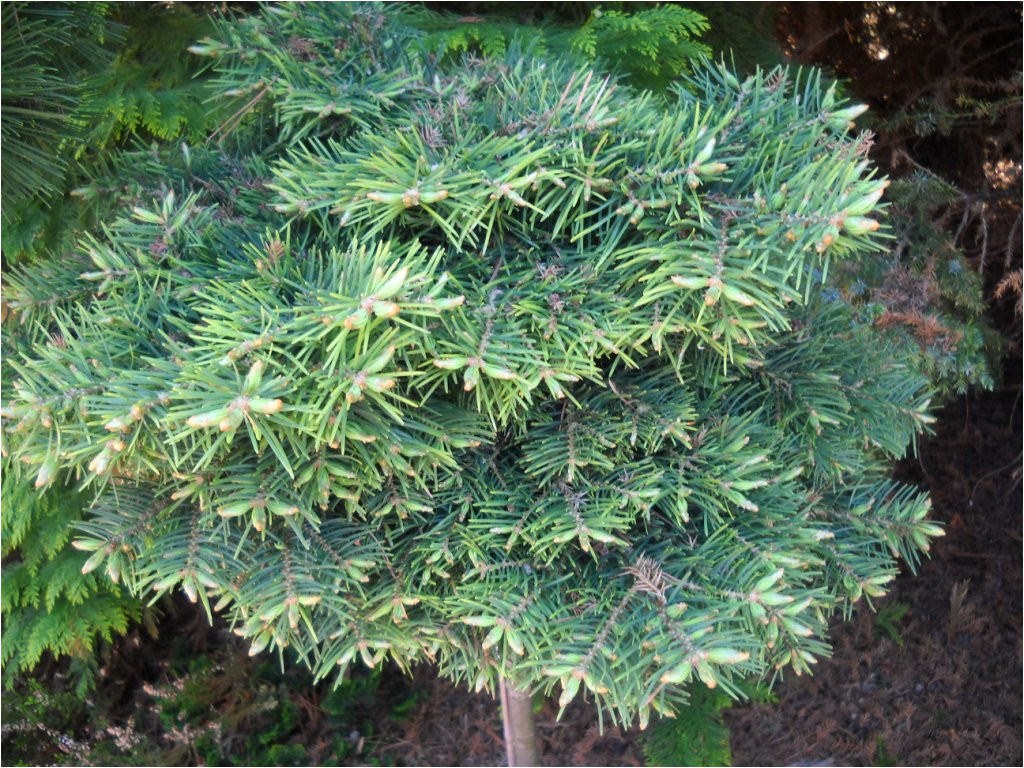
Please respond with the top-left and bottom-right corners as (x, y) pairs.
(1, 3), (942, 729)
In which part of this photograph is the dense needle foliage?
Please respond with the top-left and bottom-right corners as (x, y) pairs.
(1, 3), (943, 728)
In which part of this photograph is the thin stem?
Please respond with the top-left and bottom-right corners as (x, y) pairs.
(499, 678), (540, 767)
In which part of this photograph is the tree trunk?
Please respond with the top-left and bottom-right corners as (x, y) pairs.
(499, 678), (540, 766)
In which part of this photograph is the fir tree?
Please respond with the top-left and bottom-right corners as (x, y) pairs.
(2, 3), (943, 757)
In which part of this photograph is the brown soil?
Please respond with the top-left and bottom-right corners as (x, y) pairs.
(364, 667), (647, 766)
(360, 386), (1022, 767)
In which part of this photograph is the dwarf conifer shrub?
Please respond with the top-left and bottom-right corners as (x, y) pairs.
(1, 4), (943, 729)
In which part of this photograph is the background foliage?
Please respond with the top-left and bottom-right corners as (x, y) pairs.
(0, 468), (146, 695)
(0, 1), (223, 264)
(641, 680), (774, 767)
(1, 0), (220, 697)
(0, 629), (389, 766)
(775, 1), (1021, 375)
(408, 3), (710, 90)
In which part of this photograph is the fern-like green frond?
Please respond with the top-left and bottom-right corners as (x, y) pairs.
(0, 469), (144, 693)
(642, 681), (775, 766)
(405, 4), (711, 90)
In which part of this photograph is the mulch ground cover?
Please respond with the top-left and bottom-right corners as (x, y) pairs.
(724, 387), (1023, 767)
